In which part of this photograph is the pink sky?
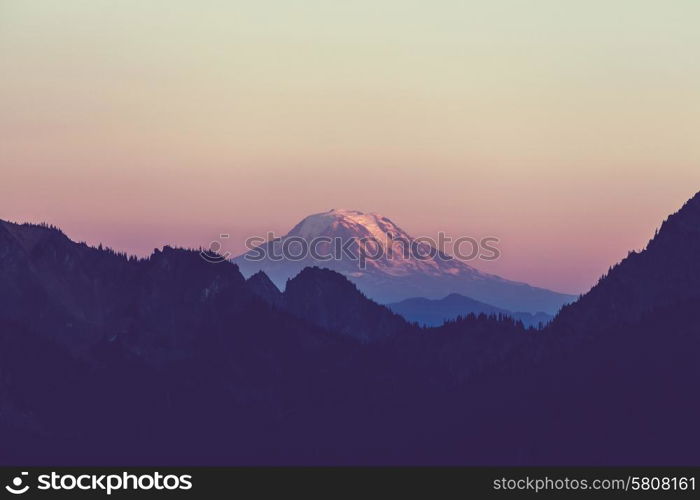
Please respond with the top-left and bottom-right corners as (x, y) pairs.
(2, 1), (699, 294)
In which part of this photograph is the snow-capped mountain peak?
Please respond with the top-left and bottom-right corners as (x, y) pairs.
(284, 209), (464, 277)
(234, 209), (576, 313)
(287, 209), (407, 243)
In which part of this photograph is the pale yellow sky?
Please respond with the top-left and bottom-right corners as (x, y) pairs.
(1, 1), (699, 293)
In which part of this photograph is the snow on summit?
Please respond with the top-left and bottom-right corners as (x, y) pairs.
(257, 208), (474, 278)
(234, 209), (577, 312)
(287, 209), (410, 245)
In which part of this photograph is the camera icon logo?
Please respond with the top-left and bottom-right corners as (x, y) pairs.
(5, 472), (29, 495)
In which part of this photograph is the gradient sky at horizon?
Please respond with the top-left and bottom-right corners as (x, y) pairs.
(2, 0), (699, 294)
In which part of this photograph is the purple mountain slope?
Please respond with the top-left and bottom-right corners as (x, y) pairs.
(234, 209), (575, 314)
(387, 293), (553, 328)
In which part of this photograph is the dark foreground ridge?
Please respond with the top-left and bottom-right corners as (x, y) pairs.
(0, 192), (699, 465)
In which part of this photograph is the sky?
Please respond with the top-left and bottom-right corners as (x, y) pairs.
(1, 0), (699, 294)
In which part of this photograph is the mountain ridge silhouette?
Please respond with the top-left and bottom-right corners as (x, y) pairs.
(1, 191), (699, 464)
